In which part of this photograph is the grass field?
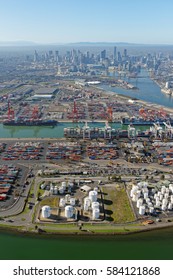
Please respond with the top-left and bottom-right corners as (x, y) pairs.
(40, 197), (59, 207)
(102, 184), (135, 223)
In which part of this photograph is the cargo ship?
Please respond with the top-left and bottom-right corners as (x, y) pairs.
(3, 119), (58, 127)
(121, 117), (173, 126)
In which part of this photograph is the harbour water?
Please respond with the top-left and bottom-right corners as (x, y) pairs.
(0, 227), (173, 260)
(102, 68), (173, 108)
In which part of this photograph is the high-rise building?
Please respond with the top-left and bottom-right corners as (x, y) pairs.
(100, 50), (106, 60)
(113, 46), (117, 60)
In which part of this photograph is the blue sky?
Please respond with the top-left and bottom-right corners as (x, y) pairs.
(0, 0), (173, 44)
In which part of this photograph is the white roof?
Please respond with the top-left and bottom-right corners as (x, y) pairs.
(80, 185), (92, 192)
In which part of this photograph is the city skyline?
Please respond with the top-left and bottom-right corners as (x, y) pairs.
(0, 0), (173, 45)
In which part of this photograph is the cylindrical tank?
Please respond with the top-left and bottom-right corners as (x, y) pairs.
(159, 194), (163, 200)
(62, 181), (66, 188)
(84, 204), (89, 211)
(144, 192), (148, 199)
(65, 205), (74, 218)
(166, 188), (170, 194)
(136, 190), (141, 198)
(65, 194), (70, 203)
(137, 199), (143, 208)
(41, 205), (51, 218)
(164, 193), (169, 199)
(149, 207), (154, 214)
(84, 197), (91, 206)
(161, 204), (167, 211)
(89, 191), (97, 202)
(162, 198), (168, 206)
(91, 201), (99, 210)
(139, 205), (145, 215)
(92, 208), (100, 219)
(168, 203), (172, 210)
(148, 202), (153, 207)
(70, 198), (75, 206)
(54, 187), (58, 195)
(59, 198), (66, 207)
(161, 188), (166, 195)
(155, 201), (161, 208)
(158, 191), (161, 196)
(59, 186), (65, 194)
(132, 194), (138, 202)
(50, 186), (54, 194)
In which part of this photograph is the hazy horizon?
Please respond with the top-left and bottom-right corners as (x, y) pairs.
(0, 0), (173, 45)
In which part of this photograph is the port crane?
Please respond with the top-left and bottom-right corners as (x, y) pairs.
(72, 100), (78, 122)
(163, 122), (173, 138)
(150, 122), (163, 138)
(7, 100), (15, 120)
(107, 107), (113, 122)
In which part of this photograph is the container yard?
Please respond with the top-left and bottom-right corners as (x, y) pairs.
(2, 142), (44, 161)
(87, 142), (118, 160)
(0, 165), (19, 201)
(46, 142), (82, 161)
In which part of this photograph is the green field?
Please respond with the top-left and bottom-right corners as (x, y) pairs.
(102, 185), (135, 223)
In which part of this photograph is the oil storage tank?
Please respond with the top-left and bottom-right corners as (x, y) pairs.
(65, 205), (74, 218)
(41, 205), (51, 218)
(89, 191), (97, 202)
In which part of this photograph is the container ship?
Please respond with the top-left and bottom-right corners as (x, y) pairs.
(3, 119), (58, 127)
(121, 117), (173, 126)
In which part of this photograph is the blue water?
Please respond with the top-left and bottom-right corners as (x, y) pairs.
(101, 69), (173, 108)
(0, 122), (122, 138)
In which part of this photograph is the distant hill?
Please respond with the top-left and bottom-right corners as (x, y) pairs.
(0, 41), (38, 46)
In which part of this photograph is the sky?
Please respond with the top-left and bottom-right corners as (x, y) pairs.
(0, 0), (173, 44)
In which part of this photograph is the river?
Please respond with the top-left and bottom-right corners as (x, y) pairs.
(102, 68), (173, 108)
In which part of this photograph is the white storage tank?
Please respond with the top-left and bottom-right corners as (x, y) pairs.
(65, 205), (74, 218)
(91, 201), (99, 210)
(92, 208), (100, 219)
(162, 198), (168, 206)
(132, 194), (138, 202)
(168, 203), (172, 210)
(139, 205), (145, 215)
(62, 181), (66, 188)
(161, 204), (167, 211)
(164, 193), (169, 199)
(136, 190), (141, 198)
(149, 207), (154, 214)
(70, 198), (75, 206)
(65, 194), (70, 203)
(50, 186), (54, 194)
(59, 198), (66, 207)
(148, 202), (153, 207)
(158, 191), (161, 196)
(84, 197), (91, 206)
(89, 191), (97, 202)
(137, 199), (143, 208)
(155, 201), (161, 208)
(84, 203), (89, 211)
(59, 186), (65, 194)
(144, 193), (148, 199)
(54, 187), (58, 195)
(42, 205), (51, 218)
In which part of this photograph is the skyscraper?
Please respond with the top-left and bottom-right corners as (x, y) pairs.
(113, 46), (117, 60)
